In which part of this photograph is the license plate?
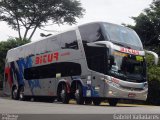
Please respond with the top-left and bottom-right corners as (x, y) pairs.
(128, 93), (136, 98)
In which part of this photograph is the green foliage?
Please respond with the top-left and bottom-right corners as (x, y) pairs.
(0, 38), (30, 88)
(0, 0), (85, 40)
(146, 54), (160, 105)
(147, 54), (160, 81)
(125, 0), (160, 105)
(126, 0), (160, 47)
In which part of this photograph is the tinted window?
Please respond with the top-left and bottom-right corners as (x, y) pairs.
(84, 46), (108, 74)
(79, 23), (104, 43)
(103, 23), (143, 49)
(24, 62), (81, 80)
(60, 31), (78, 49)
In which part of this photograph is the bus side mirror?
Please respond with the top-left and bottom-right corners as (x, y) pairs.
(145, 50), (159, 65)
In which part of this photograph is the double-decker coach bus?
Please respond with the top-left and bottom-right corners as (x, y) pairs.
(3, 22), (158, 106)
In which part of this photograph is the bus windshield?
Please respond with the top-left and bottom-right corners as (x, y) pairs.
(103, 23), (143, 48)
(108, 51), (146, 83)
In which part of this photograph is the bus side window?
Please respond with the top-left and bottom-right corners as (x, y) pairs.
(84, 46), (108, 74)
(24, 62), (82, 80)
(79, 23), (105, 43)
(79, 23), (108, 74)
(60, 31), (78, 50)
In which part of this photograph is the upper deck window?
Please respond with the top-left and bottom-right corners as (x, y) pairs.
(79, 23), (105, 43)
(60, 30), (78, 49)
(103, 23), (143, 49)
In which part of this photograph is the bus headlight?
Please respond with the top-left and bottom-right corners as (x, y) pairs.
(143, 83), (148, 89)
(108, 90), (113, 95)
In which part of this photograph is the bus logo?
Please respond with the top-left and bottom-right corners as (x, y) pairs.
(120, 47), (139, 55)
(35, 52), (59, 64)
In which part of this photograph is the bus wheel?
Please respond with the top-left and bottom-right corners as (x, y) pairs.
(93, 99), (101, 106)
(11, 86), (18, 100)
(108, 98), (118, 106)
(75, 84), (84, 105)
(58, 84), (69, 104)
(85, 98), (92, 105)
(19, 86), (25, 101)
(57, 86), (62, 102)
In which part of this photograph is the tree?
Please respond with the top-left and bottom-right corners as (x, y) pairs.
(127, 0), (160, 47)
(0, 0), (85, 40)
(146, 54), (160, 105)
(0, 38), (30, 88)
(124, 0), (160, 105)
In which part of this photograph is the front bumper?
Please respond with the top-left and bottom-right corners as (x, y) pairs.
(104, 78), (148, 101)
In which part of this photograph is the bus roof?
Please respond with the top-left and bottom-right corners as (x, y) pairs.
(6, 21), (131, 62)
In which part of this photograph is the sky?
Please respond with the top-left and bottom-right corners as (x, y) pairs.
(0, 0), (153, 42)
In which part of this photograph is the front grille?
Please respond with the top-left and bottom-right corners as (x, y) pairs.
(119, 85), (144, 91)
(125, 79), (146, 83)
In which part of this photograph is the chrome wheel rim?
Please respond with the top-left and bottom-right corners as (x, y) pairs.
(13, 89), (17, 99)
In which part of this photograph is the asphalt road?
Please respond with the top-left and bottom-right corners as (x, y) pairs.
(0, 97), (160, 114)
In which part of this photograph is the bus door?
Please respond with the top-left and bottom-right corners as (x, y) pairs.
(85, 45), (108, 97)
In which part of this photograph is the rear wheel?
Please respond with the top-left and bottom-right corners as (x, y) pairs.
(11, 86), (18, 100)
(93, 99), (101, 106)
(57, 86), (62, 102)
(48, 98), (55, 103)
(75, 84), (84, 105)
(108, 98), (118, 106)
(57, 83), (70, 104)
(85, 98), (92, 105)
(19, 86), (28, 101)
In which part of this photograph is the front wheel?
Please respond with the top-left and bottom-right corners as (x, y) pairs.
(108, 98), (118, 106)
(19, 86), (27, 101)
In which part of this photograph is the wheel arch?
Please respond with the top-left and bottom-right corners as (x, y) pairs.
(11, 84), (17, 91)
(57, 79), (71, 94)
(70, 79), (84, 94)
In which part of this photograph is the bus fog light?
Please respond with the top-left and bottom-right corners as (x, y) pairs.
(105, 79), (112, 84)
(109, 90), (113, 95)
(144, 94), (147, 98)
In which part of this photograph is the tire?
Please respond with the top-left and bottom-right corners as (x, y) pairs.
(85, 98), (92, 105)
(11, 86), (18, 100)
(75, 84), (84, 105)
(93, 99), (101, 106)
(57, 86), (62, 102)
(19, 86), (26, 101)
(108, 98), (118, 106)
(48, 98), (55, 103)
(57, 83), (70, 104)
(34, 97), (54, 103)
